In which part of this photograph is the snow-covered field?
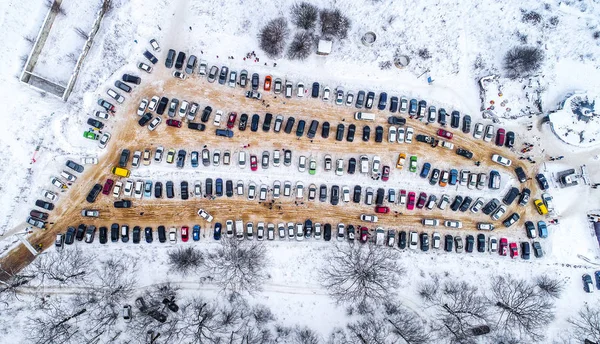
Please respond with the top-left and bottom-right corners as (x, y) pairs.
(1, 0), (600, 342)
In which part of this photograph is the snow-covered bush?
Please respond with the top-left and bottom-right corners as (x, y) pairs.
(319, 9), (351, 39)
(503, 46), (544, 79)
(290, 2), (318, 30)
(258, 17), (290, 58)
(287, 31), (314, 60)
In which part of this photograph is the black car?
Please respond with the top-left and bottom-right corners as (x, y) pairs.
(76, 224), (86, 241)
(450, 195), (463, 211)
(145, 227), (153, 243)
(353, 185), (362, 203)
(456, 148), (473, 159)
(114, 80), (132, 93)
(355, 91), (365, 108)
(348, 158), (356, 174)
(119, 149), (130, 167)
(321, 121), (330, 138)
(438, 108), (447, 126)
(110, 223), (119, 242)
(121, 225), (129, 243)
(158, 225), (166, 243)
(138, 113), (152, 126)
(311, 82), (320, 98)
(181, 181), (189, 200)
(375, 126), (383, 143)
(502, 213), (520, 228)
(465, 235), (474, 253)
(154, 181), (163, 198)
(251, 114), (260, 132)
(304, 219), (313, 238)
(165, 49), (176, 68)
(263, 113), (273, 132)
(66, 160), (84, 173)
(86, 184), (102, 203)
(239, 113), (248, 131)
(462, 115), (471, 133)
(307, 120), (319, 139)
(525, 221), (536, 239)
(284, 116), (295, 134)
(215, 178), (223, 197)
(215, 129), (234, 138)
(459, 196), (473, 212)
(114, 200), (132, 208)
(214, 223), (222, 240)
(201, 106), (212, 122)
(176, 149), (186, 168)
(420, 233), (429, 251)
(515, 167), (527, 183)
(323, 223), (332, 241)
(319, 185), (327, 202)
(99, 226), (107, 244)
(175, 52), (186, 69)
(362, 126), (370, 141)
(398, 231), (407, 249)
(335, 123), (344, 141)
(521, 242), (531, 260)
(226, 180), (233, 197)
(477, 234), (485, 252)
(205, 178), (213, 196)
(346, 124), (355, 142)
(143, 50), (158, 64)
(482, 198), (500, 215)
(375, 188), (385, 206)
(450, 111), (460, 128)
(416, 134), (433, 143)
(444, 234), (453, 252)
(377, 92), (388, 110)
(518, 188), (530, 206)
(502, 187), (520, 206)
(389, 96), (399, 112)
(505, 131), (515, 148)
(296, 120), (306, 137)
(536, 173), (549, 190)
(251, 73), (259, 90)
(87, 118), (104, 130)
(532, 242), (543, 258)
(388, 116), (406, 125)
(35, 199), (54, 210)
(365, 91), (375, 109)
(122, 74), (141, 84)
(65, 227), (76, 244)
(166, 181), (174, 198)
(188, 122), (206, 131)
(330, 185), (340, 205)
(132, 226), (141, 244)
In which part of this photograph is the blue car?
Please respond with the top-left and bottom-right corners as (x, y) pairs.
(420, 163), (431, 178)
(537, 221), (548, 238)
(449, 169), (458, 186)
(377, 92), (388, 110)
(409, 99), (418, 116)
(213, 223), (222, 240)
(583, 274), (594, 293)
(191, 151), (199, 168)
(192, 225), (201, 241)
(144, 180), (152, 198)
(595, 271), (600, 290)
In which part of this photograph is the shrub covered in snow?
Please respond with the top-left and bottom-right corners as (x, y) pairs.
(319, 9), (351, 39)
(503, 46), (544, 79)
(287, 31), (314, 60)
(290, 2), (318, 30)
(258, 17), (290, 58)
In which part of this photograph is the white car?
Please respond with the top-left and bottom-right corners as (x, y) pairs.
(397, 127), (405, 143)
(372, 156), (381, 175)
(346, 92), (354, 106)
(198, 60), (208, 75)
(273, 181), (281, 199)
(178, 101), (189, 118)
(60, 171), (77, 182)
(409, 231), (418, 249)
(106, 88), (125, 104)
(132, 151), (142, 167)
(112, 181), (122, 198)
(360, 214), (378, 222)
(95, 110), (109, 119)
(489, 236), (498, 252)
(213, 111), (222, 126)
(43, 190), (58, 202)
(335, 88), (344, 105)
(388, 126), (397, 142)
(80, 157), (98, 165)
(238, 151), (246, 168)
(248, 183), (256, 200)
(491, 205), (507, 221)
(298, 155), (307, 172)
(337, 224), (345, 241)
(173, 71), (186, 80)
(483, 124), (495, 142)
(169, 227), (177, 243)
(432, 233), (441, 249)
(226, 220), (234, 238)
(297, 82), (305, 97)
(150, 38), (161, 52)
(81, 209), (99, 217)
(283, 181), (292, 197)
(50, 176), (66, 189)
(138, 62), (152, 73)
(473, 123), (484, 139)
(137, 99), (148, 116)
(134, 180), (143, 199)
(542, 193), (555, 213)
(342, 186), (350, 202)
(154, 146), (164, 162)
(259, 184), (268, 201)
(148, 96), (159, 111)
(440, 140), (454, 149)
(197, 209), (214, 222)
(296, 223), (304, 241)
(194, 181), (202, 197)
(491, 154), (512, 166)
(322, 87), (331, 101)
(98, 133), (111, 149)
(405, 127), (414, 143)
(148, 117), (162, 131)
(335, 158), (344, 176)
(444, 220), (463, 229)
(295, 182), (304, 199)
(123, 180), (134, 196)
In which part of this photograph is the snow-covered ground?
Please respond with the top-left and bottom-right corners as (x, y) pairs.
(1, 0), (600, 342)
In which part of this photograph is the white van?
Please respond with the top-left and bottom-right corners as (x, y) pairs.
(235, 220), (244, 240)
(238, 151), (246, 168)
(375, 228), (385, 246)
(296, 182), (304, 199)
(422, 219), (440, 227)
(354, 112), (375, 121)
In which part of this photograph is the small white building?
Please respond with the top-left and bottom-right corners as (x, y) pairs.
(317, 39), (332, 55)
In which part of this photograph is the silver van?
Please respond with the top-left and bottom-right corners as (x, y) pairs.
(422, 219), (440, 227)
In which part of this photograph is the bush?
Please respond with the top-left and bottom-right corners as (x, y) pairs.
(503, 46), (544, 79)
(418, 48), (431, 60)
(287, 31), (314, 60)
(167, 247), (203, 275)
(521, 10), (542, 24)
(258, 17), (290, 58)
(290, 2), (318, 30)
(319, 9), (351, 39)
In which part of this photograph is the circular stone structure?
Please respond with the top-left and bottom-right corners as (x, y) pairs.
(361, 32), (376, 46)
(394, 55), (410, 69)
(548, 92), (600, 148)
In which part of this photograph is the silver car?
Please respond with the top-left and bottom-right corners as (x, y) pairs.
(207, 66), (218, 83)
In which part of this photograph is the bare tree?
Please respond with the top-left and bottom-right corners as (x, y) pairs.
(319, 9), (351, 39)
(347, 316), (386, 344)
(292, 326), (321, 344)
(0, 266), (35, 306)
(28, 298), (87, 344)
(490, 275), (555, 340)
(287, 31), (314, 60)
(290, 2), (318, 30)
(318, 242), (404, 307)
(258, 17), (290, 58)
(326, 327), (350, 344)
(384, 303), (430, 344)
(205, 239), (268, 295)
(45, 0), (66, 15)
(568, 302), (600, 342)
(74, 27), (89, 40)
(503, 46), (544, 79)
(30, 247), (95, 286)
(167, 247), (204, 276)
(535, 274), (565, 299)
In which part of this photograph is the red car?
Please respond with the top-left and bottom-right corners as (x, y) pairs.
(181, 226), (189, 242)
(495, 128), (506, 146)
(499, 238), (508, 256)
(264, 75), (272, 91)
(437, 129), (453, 139)
(407, 192), (416, 210)
(227, 112), (237, 129)
(375, 206), (390, 214)
(509, 242), (518, 258)
(250, 155), (258, 171)
(359, 227), (369, 243)
(102, 179), (114, 195)
(416, 192), (427, 209)
(166, 119), (182, 128)
(381, 166), (390, 181)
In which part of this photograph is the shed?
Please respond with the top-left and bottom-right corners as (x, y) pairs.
(317, 39), (332, 55)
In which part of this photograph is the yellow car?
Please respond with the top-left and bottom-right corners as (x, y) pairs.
(166, 149), (176, 164)
(534, 199), (548, 215)
(396, 153), (406, 169)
